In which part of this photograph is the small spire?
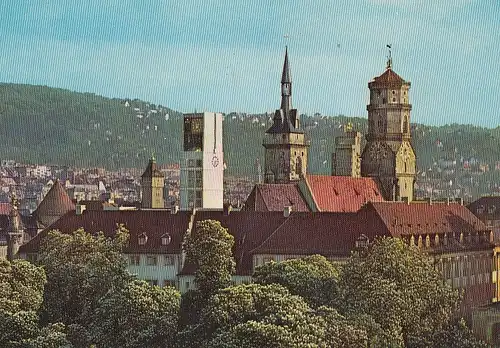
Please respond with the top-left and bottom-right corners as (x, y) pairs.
(150, 152), (156, 162)
(281, 46), (291, 83)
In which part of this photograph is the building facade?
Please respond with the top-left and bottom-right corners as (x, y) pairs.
(332, 127), (361, 177)
(180, 112), (223, 210)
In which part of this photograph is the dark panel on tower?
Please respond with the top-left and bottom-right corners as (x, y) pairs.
(184, 116), (203, 151)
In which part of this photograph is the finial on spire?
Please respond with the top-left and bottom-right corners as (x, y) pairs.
(386, 44), (393, 69)
(150, 152), (156, 162)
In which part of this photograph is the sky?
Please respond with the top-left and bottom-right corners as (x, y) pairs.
(0, 0), (498, 127)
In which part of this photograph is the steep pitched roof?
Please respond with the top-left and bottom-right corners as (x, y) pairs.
(251, 210), (388, 257)
(141, 158), (164, 178)
(370, 68), (407, 86)
(467, 196), (500, 219)
(368, 201), (490, 237)
(305, 175), (384, 212)
(243, 183), (311, 212)
(19, 209), (192, 255)
(33, 180), (76, 228)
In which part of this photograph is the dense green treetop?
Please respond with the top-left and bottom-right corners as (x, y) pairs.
(90, 279), (180, 348)
(38, 227), (132, 328)
(183, 219), (236, 296)
(253, 254), (339, 308)
(181, 283), (367, 348)
(338, 237), (461, 348)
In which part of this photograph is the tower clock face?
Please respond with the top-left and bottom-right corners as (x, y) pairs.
(368, 142), (388, 162)
(211, 155), (219, 167)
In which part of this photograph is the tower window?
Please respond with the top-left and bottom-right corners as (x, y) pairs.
(382, 98), (387, 104)
(392, 90), (396, 95)
(392, 98), (396, 103)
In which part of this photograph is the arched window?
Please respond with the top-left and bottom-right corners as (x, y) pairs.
(403, 115), (409, 133)
(295, 157), (303, 177)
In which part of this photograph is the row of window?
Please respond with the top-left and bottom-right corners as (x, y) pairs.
(145, 279), (176, 287)
(436, 255), (492, 279)
(137, 233), (172, 246)
(129, 254), (175, 266)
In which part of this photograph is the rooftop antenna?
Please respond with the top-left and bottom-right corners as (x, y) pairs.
(386, 44), (393, 69)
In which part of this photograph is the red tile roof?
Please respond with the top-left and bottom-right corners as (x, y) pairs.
(33, 180), (76, 227)
(368, 202), (490, 237)
(19, 210), (192, 255)
(306, 175), (384, 212)
(370, 68), (406, 86)
(243, 184), (311, 212)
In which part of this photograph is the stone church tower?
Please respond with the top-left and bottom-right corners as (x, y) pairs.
(263, 47), (309, 184)
(361, 56), (416, 201)
(141, 156), (165, 209)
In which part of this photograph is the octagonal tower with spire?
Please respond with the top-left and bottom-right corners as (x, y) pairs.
(361, 54), (416, 201)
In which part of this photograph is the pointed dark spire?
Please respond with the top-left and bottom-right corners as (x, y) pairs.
(280, 46), (292, 114)
(281, 46), (291, 83)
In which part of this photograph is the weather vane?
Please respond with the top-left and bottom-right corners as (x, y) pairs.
(386, 44), (392, 69)
(284, 34), (290, 47)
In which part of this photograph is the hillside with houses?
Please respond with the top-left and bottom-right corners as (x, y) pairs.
(1, 83), (500, 200)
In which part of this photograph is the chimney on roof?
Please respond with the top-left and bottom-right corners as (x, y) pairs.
(223, 203), (232, 216)
(171, 205), (179, 214)
(446, 197), (450, 205)
(284, 205), (292, 218)
(459, 197), (464, 206)
(76, 204), (86, 215)
(428, 197), (432, 205)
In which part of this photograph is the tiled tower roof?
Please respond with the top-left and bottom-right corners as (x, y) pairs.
(33, 179), (76, 228)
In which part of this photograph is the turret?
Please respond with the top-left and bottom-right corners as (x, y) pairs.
(7, 195), (24, 261)
(141, 155), (165, 209)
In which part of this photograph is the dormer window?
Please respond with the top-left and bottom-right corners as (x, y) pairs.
(161, 233), (172, 246)
(355, 234), (369, 248)
(477, 205), (485, 214)
(138, 232), (148, 245)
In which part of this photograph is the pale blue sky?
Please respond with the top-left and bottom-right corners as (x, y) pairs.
(0, 0), (498, 126)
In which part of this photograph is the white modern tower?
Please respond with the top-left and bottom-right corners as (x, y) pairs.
(180, 112), (223, 210)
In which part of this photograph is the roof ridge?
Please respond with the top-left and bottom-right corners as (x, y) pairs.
(248, 213), (293, 254)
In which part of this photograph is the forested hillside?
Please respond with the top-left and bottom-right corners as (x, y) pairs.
(1, 83), (500, 186)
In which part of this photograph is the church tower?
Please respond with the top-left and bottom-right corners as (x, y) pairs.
(360, 54), (416, 201)
(332, 123), (361, 177)
(7, 195), (24, 261)
(263, 47), (309, 183)
(141, 156), (165, 209)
